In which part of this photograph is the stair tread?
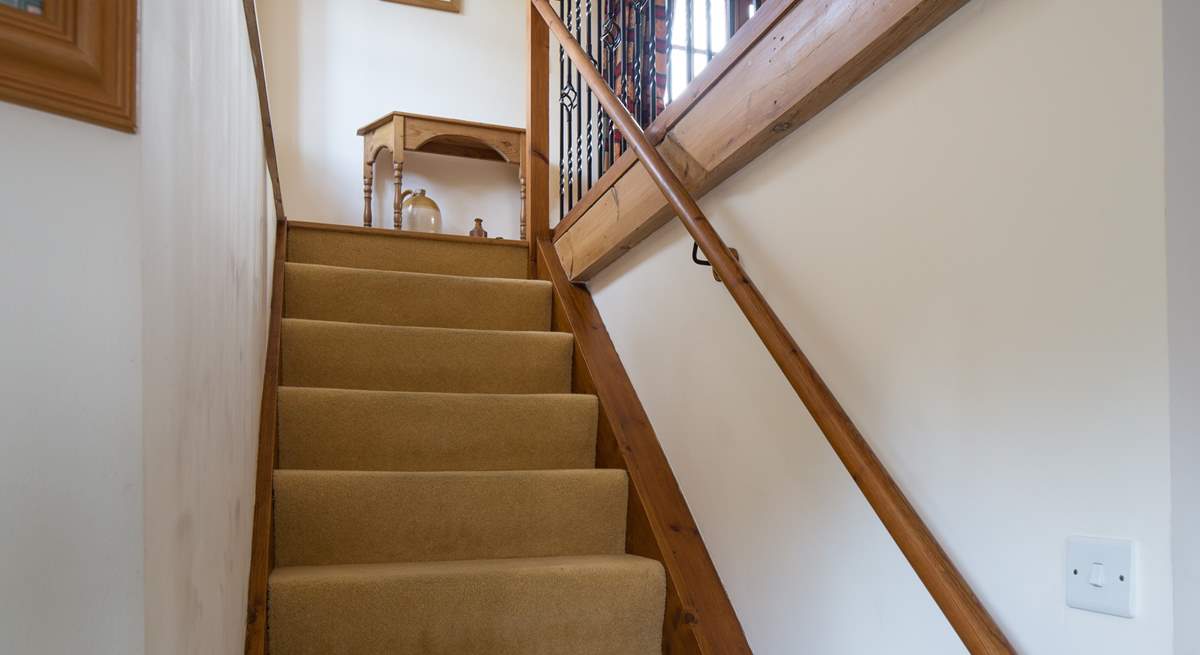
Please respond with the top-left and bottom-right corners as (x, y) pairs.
(271, 553), (661, 583)
(269, 555), (665, 655)
(284, 262), (552, 331)
(281, 318), (574, 394)
(277, 387), (598, 471)
(274, 468), (628, 567)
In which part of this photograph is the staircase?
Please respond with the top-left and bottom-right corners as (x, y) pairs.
(264, 222), (666, 654)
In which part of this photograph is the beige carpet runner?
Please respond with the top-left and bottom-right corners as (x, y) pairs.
(268, 224), (666, 654)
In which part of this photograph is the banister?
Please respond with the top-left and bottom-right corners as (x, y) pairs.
(529, 1), (1015, 652)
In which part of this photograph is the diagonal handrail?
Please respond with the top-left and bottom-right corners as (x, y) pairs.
(529, 1), (1015, 652)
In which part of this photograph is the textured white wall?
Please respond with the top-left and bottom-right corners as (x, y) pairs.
(590, 0), (1173, 653)
(139, 1), (274, 654)
(259, 0), (526, 238)
(1165, 0), (1200, 653)
(0, 2), (271, 653)
(0, 103), (145, 655)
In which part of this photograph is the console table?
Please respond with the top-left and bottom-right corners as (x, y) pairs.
(358, 112), (526, 236)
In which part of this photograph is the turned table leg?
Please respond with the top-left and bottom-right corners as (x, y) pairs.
(519, 175), (528, 240)
(362, 162), (374, 228)
(392, 160), (405, 229)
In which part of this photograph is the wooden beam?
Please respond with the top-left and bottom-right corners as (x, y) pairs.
(536, 239), (752, 655)
(554, 0), (969, 280)
(524, 1), (551, 273)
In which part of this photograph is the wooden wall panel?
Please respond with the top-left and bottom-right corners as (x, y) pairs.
(537, 239), (751, 655)
(0, 0), (137, 132)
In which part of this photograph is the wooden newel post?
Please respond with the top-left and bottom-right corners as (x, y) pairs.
(524, 0), (551, 274)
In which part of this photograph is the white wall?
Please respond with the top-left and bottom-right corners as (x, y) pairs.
(1165, 0), (1200, 653)
(139, 1), (274, 654)
(0, 2), (271, 653)
(0, 102), (145, 655)
(590, 0), (1174, 653)
(259, 0), (526, 238)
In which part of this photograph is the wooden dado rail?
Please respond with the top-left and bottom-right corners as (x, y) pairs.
(527, 0), (1016, 653)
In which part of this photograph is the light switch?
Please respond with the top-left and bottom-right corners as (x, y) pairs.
(1066, 536), (1134, 618)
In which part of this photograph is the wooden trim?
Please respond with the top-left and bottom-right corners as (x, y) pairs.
(243, 0), (287, 651)
(243, 219), (287, 655)
(380, 0), (462, 13)
(531, 2), (1015, 652)
(548, 0), (798, 223)
(243, 0), (286, 222)
(554, 0), (968, 280)
(524, 1), (551, 274)
(552, 150), (638, 241)
(0, 0), (137, 132)
(288, 220), (529, 249)
(646, 0), (801, 145)
(535, 239), (751, 655)
(358, 111), (523, 136)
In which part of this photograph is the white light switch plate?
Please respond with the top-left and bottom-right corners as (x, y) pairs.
(1066, 536), (1135, 618)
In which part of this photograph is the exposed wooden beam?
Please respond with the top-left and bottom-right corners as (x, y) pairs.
(554, 0), (969, 280)
(525, 1), (551, 274)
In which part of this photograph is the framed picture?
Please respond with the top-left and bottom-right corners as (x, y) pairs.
(0, 0), (138, 132)
(381, 0), (462, 13)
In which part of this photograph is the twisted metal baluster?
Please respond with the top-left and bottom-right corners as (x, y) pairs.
(584, 0), (596, 190)
(632, 0), (647, 126)
(601, 4), (621, 167)
(558, 0), (567, 218)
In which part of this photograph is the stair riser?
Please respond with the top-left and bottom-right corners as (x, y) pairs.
(269, 556), (666, 655)
(274, 470), (629, 566)
(280, 319), (574, 394)
(278, 388), (599, 472)
(284, 263), (552, 331)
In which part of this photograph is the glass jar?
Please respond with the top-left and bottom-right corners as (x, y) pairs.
(401, 189), (442, 233)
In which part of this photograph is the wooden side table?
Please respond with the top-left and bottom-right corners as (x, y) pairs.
(358, 112), (526, 236)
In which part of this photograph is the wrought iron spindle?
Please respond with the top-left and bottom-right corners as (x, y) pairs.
(558, 0), (567, 219)
(602, 3), (619, 168)
(585, 0), (595, 188)
(573, 0), (584, 206)
(558, 0), (766, 215)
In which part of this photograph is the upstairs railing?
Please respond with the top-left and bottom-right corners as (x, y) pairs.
(527, 0), (1016, 652)
(557, 0), (765, 218)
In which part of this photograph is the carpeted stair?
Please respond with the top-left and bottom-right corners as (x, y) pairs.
(268, 223), (666, 654)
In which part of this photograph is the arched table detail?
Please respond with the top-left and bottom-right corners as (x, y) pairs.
(358, 112), (527, 236)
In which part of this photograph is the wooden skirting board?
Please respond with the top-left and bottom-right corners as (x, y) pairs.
(536, 239), (752, 655)
(553, 0), (969, 281)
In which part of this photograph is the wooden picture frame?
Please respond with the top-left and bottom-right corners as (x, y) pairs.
(381, 0), (462, 13)
(0, 0), (138, 132)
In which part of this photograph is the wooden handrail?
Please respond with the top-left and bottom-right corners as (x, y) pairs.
(242, 1), (287, 653)
(529, 1), (1015, 652)
(243, 0), (286, 222)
